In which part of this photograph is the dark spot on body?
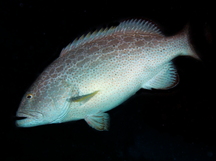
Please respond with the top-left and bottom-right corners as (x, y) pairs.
(135, 41), (145, 47)
(77, 58), (90, 67)
(101, 47), (114, 53)
(118, 43), (129, 50)
(123, 37), (134, 42)
(88, 47), (99, 54)
(56, 65), (64, 72)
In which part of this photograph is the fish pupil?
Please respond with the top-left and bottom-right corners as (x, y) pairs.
(26, 94), (33, 99)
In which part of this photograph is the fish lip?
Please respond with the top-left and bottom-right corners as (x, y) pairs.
(16, 111), (43, 120)
(16, 112), (33, 119)
(16, 111), (43, 127)
(16, 117), (36, 127)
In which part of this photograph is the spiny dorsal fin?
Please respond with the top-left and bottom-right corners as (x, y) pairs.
(116, 19), (161, 35)
(60, 19), (162, 57)
(59, 27), (116, 57)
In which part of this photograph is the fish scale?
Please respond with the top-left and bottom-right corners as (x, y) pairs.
(16, 19), (199, 131)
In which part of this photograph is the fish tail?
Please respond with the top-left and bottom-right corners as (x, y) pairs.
(178, 24), (200, 60)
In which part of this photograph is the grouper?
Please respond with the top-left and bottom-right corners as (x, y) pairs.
(16, 19), (199, 131)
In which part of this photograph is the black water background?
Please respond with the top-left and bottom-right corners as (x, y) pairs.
(0, 1), (215, 161)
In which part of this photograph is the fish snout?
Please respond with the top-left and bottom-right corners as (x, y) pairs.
(16, 111), (43, 127)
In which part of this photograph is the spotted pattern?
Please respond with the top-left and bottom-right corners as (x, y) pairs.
(17, 19), (197, 127)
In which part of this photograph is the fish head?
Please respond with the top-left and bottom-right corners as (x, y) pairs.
(16, 82), (63, 127)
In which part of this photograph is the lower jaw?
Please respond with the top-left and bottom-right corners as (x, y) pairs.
(16, 118), (37, 127)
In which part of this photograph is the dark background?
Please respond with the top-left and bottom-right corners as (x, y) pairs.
(1, 1), (215, 161)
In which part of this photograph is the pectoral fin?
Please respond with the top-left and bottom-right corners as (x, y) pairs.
(142, 62), (179, 90)
(67, 91), (99, 103)
(85, 111), (110, 131)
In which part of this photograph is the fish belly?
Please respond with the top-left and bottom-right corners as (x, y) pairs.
(75, 69), (145, 118)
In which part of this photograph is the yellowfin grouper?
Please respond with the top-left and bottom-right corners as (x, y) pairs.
(16, 19), (199, 131)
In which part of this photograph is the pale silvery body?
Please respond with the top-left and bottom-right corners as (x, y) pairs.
(16, 19), (199, 131)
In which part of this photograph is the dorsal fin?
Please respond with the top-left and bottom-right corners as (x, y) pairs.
(60, 19), (162, 57)
(59, 27), (116, 57)
(115, 19), (161, 35)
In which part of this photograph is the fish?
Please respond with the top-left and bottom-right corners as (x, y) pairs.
(16, 19), (199, 131)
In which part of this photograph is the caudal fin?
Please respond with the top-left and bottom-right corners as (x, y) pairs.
(178, 24), (200, 60)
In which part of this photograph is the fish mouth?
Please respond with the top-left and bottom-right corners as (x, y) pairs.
(16, 111), (43, 127)
(16, 116), (27, 120)
(17, 112), (35, 118)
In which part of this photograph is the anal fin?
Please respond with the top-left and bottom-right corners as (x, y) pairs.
(85, 111), (110, 131)
(142, 62), (179, 90)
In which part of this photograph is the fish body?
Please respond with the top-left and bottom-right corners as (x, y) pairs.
(16, 19), (199, 130)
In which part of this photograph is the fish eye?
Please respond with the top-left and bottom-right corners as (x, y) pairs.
(26, 94), (33, 99)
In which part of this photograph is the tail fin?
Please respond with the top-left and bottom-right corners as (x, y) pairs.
(178, 24), (200, 60)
